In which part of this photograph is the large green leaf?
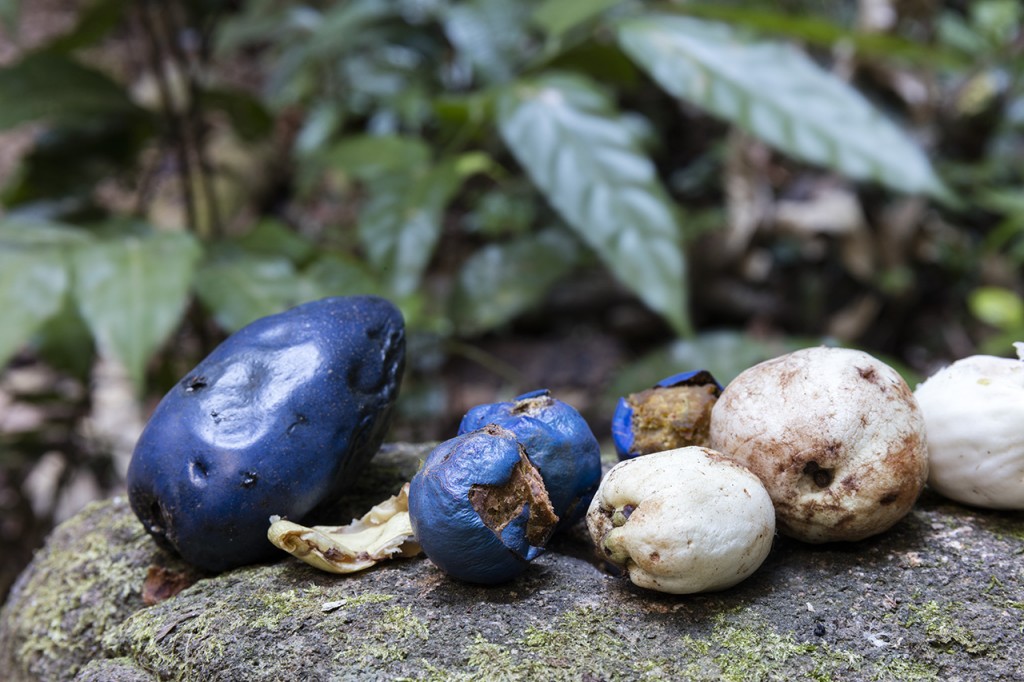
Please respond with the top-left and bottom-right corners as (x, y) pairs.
(498, 73), (689, 335)
(452, 229), (580, 335)
(0, 51), (139, 131)
(0, 223), (79, 367)
(193, 251), (308, 333)
(617, 15), (947, 199)
(357, 160), (463, 298)
(71, 229), (201, 390)
(682, 4), (968, 68)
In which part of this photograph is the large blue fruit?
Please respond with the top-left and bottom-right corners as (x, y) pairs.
(127, 296), (405, 572)
(408, 425), (559, 584)
(458, 389), (601, 529)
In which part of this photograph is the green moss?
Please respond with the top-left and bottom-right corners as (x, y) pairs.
(346, 604), (430, 665)
(111, 568), (402, 681)
(466, 634), (515, 670)
(2, 499), (162, 681)
(458, 605), (643, 680)
(680, 633), (712, 656)
(412, 603), (952, 681)
(710, 619), (817, 681)
(903, 600), (990, 655)
(870, 657), (941, 681)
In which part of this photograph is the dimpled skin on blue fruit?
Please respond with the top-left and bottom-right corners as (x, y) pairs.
(127, 296), (405, 573)
(458, 389), (601, 529)
(408, 425), (559, 584)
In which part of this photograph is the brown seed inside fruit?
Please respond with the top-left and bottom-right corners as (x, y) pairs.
(628, 384), (719, 454)
(468, 449), (559, 546)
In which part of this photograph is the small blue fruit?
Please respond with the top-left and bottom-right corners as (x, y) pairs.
(127, 296), (405, 572)
(612, 370), (722, 460)
(408, 425), (559, 584)
(458, 389), (601, 528)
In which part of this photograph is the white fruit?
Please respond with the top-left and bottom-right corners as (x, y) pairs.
(913, 343), (1024, 510)
(586, 447), (775, 594)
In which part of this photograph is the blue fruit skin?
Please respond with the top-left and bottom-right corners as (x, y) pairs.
(458, 389), (601, 529)
(612, 370), (721, 460)
(409, 426), (550, 585)
(127, 296), (405, 572)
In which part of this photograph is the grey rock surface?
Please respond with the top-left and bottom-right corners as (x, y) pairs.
(1, 443), (1022, 681)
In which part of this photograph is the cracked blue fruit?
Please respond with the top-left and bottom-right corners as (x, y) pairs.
(458, 389), (601, 529)
(408, 425), (558, 585)
(612, 370), (722, 461)
(127, 296), (405, 572)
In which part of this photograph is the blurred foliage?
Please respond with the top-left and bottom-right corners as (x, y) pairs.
(0, 0), (1021, 402)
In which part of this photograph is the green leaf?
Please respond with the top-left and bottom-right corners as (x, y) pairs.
(618, 15), (947, 199)
(235, 219), (316, 265)
(0, 51), (139, 131)
(452, 229), (579, 335)
(328, 135), (432, 182)
(608, 331), (922, 399)
(682, 4), (968, 68)
(0, 219), (91, 247)
(295, 101), (345, 156)
(304, 0), (394, 60)
(34, 292), (96, 379)
(0, 223), (78, 367)
(46, 0), (129, 53)
(71, 229), (201, 390)
(303, 253), (382, 298)
(0, 0), (20, 31)
(606, 331), (818, 405)
(443, 0), (533, 84)
(193, 251), (306, 332)
(498, 72), (690, 335)
(532, 0), (625, 38)
(357, 159), (463, 298)
(969, 286), (1024, 330)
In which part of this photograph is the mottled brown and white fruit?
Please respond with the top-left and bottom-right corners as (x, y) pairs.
(586, 447), (775, 594)
(710, 347), (928, 543)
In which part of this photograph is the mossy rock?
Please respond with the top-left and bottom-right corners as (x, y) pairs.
(2, 443), (1023, 681)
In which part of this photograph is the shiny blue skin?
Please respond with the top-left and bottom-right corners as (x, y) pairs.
(458, 389), (601, 529)
(612, 370), (722, 460)
(409, 427), (545, 585)
(127, 296), (405, 572)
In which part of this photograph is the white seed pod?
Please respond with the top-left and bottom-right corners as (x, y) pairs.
(710, 347), (928, 543)
(913, 344), (1024, 510)
(586, 447), (775, 594)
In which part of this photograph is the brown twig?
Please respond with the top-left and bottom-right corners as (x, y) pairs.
(135, 1), (198, 234)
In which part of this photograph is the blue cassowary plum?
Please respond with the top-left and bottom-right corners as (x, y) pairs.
(408, 425), (559, 584)
(458, 389), (601, 529)
(611, 370), (721, 460)
(127, 296), (405, 572)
